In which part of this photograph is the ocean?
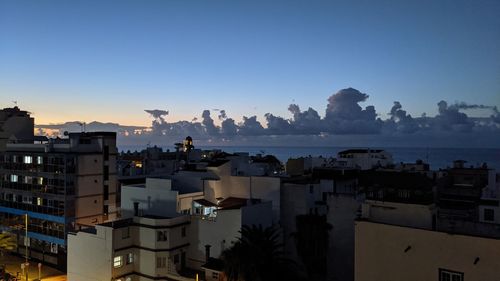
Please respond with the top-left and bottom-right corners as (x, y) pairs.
(118, 145), (500, 171)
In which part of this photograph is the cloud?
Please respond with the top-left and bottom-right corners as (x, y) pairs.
(202, 110), (219, 136)
(238, 116), (265, 136)
(34, 87), (500, 148)
(387, 101), (419, 133)
(323, 88), (382, 134)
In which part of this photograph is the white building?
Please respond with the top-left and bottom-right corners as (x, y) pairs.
(336, 149), (393, 170)
(68, 215), (191, 281)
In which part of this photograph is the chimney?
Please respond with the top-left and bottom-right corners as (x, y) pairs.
(133, 202), (139, 216)
(205, 244), (211, 262)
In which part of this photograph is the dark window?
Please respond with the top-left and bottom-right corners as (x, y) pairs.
(157, 230), (167, 241)
(103, 185), (109, 200)
(104, 145), (109, 161)
(103, 166), (109, 181)
(439, 269), (463, 281)
(309, 185), (314, 194)
(174, 254), (179, 264)
(103, 205), (109, 215)
(484, 208), (494, 221)
(181, 227), (186, 237)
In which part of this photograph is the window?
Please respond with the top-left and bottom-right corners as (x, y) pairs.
(439, 269), (463, 281)
(127, 253), (133, 264)
(103, 166), (109, 180)
(174, 254), (179, 264)
(157, 230), (167, 241)
(212, 272), (219, 279)
(103, 205), (109, 215)
(37, 177), (44, 185)
(50, 243), (58, 254)
(12, 156), (17, 163)
(181, 227), (186, 237)
(484, 208), (495, 222)
(23, 176), (32, 184)
(104, 185), (109, 200)
(156, 257), (166, 268)
(10, 175), (18, 183)
(113, 256), (123, 268)
(24, 156), (33, 164)
(37, 198), (42, 206)
(122, 227), (130, 239)
(309, 185), (314, 194)
(37, 156), (43, 165)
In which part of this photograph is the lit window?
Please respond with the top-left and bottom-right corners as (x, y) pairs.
(113, 256), (123, 268)
(23, 176), (32, 184)
(127, 253), (133, 264)
(50, 243), (58, 253)
(439, 269), (463, 281)
(10, 175), (18, 183)
(24, 156), (32, 164)
(12, 156), (17, 163)
(37, 198), (42, 206)
(37, 156), (43, 165)
(37, 177), (43, 185)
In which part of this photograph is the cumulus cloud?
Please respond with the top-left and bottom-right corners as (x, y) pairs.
(202, 110), (219, 136)
(238, 116), (265, 136)
(36, 87), (500, 147)
(323, 88), (381, 134)
(387, 101), (419, 133)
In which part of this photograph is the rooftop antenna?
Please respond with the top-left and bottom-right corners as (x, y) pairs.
(12, 101), (18, 107)
(77, 122), (86, 132)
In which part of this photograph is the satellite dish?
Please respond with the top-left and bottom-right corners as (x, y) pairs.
(63, 131), (69, 136)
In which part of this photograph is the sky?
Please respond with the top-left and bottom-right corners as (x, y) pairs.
(1, 0), (499, 127)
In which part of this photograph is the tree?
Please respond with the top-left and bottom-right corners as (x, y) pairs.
(221, 225), (305, 281)
(0, 233), (16, 256)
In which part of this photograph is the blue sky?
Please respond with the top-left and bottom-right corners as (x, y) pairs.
(1, 0), (499, 126)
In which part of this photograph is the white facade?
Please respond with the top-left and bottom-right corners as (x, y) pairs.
(187, 200), (273, 269)
(337, 149), (393, 170)
(121, 178), (178, 218)
(68, 215), (192, 281)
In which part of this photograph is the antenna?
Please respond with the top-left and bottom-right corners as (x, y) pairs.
(77, 122), (86, 132)
(12, 101), (18, 107)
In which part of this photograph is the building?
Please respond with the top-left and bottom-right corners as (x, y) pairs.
(68, 215), (191, 281)
(336, 149), (393, 170)
(355, 220), (500, 281)
(355, 162), (500, 281)
(0, 107), (119, 269)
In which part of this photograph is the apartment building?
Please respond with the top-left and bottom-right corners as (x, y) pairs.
(68, 215), (191, 281)
(355, 162), (500, 281)
(0, 106), (119, 269)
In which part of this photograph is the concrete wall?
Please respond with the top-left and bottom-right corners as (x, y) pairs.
(355, 220), (500, 281)
(187, 209), (241, 269)
(361, 200), (434, 230)
(121, 178), (178, 218)
(326, 194), (360, 281)
(68, 227), (113, 281)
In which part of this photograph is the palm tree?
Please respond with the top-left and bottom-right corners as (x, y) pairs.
(0, 233), (16, 256)
(221, 225), (305, 281)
